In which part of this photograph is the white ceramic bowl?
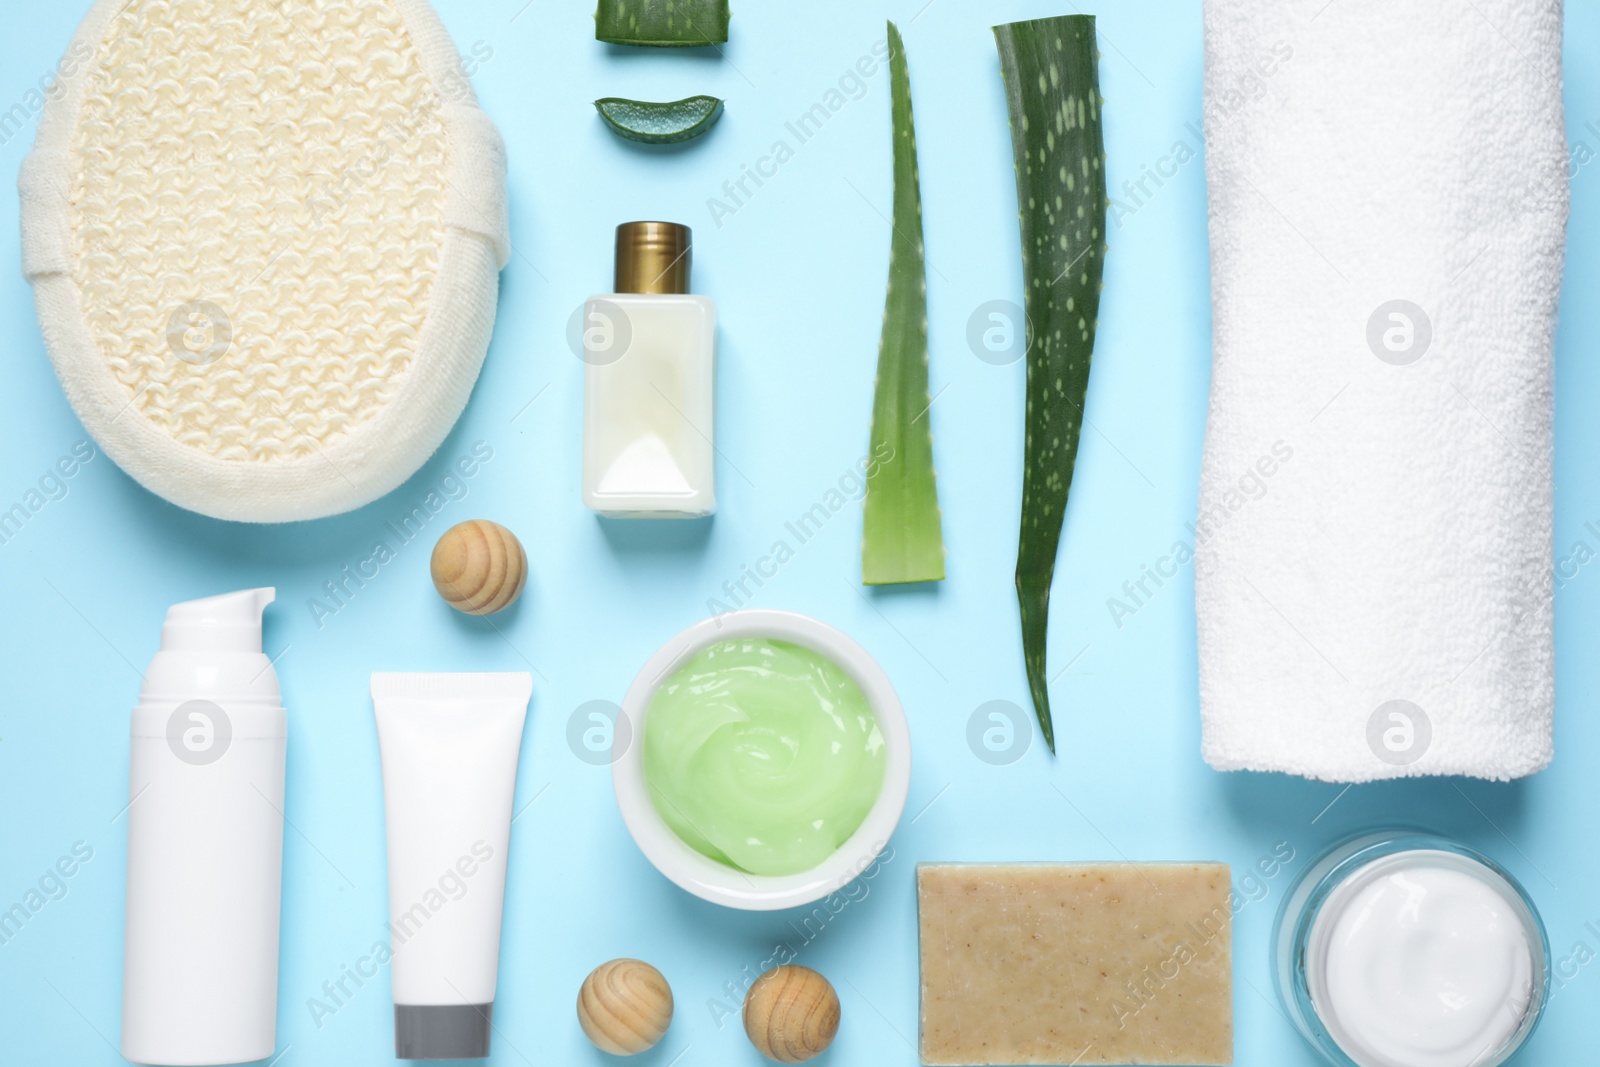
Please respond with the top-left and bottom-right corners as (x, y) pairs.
(613, 609), (911, 911)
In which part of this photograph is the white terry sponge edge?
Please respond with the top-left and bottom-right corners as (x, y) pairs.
(19, 0), (511, 523)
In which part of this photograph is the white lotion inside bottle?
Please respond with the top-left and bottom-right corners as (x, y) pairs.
(582, 221), (716, 518)
(372, 672), (532, 1061)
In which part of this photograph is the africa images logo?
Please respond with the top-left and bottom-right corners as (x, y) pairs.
(166, 700), (232, 766)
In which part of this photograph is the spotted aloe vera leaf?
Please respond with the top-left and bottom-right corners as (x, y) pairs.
(595, 0), (729, 46)
(863, 21), (945, 587)
(995, 15), (1108, 753)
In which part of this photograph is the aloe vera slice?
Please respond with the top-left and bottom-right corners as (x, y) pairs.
(595, 95), (725, 144)
(995, 15), (1108, 753)
(595, 0), (729, 46)
(862, 21), (945, 587)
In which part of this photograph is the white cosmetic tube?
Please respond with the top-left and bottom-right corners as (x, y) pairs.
(372, 672), (532, 1061)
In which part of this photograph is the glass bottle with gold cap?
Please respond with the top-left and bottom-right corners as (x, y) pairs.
(581, 221), (717, 517)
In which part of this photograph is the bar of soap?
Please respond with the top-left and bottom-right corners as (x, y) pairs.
(917, 863), (1233, 1066)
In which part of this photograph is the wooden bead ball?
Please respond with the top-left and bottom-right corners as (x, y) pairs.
(577, 958), (673, 1056)
(430, 520), (526, 615)
(742, 965), (839, 1063)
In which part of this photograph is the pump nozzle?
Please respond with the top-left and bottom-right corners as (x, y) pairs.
(160, 588), (276, 654)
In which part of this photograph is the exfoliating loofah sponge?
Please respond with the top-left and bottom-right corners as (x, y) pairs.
(20, 0), (510, 522)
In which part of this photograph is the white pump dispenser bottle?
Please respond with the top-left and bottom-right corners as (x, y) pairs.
(121, 587), (285, 1066)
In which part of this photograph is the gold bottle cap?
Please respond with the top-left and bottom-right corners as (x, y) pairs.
(614, 221), (693, 295)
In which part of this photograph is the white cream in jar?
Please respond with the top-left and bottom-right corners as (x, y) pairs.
(1305, 850), (1536, 1067)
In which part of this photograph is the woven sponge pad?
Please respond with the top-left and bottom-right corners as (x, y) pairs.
(21, 0), (510, 522)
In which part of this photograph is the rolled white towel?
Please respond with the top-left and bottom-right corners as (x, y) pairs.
(1196, 0), (1567, 782)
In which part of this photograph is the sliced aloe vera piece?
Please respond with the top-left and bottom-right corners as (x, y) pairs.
(995, 15), (1109, 753)
(595, 0), (729, 46)
(595, 95), (725, 144)
(862, 21), (945, 587)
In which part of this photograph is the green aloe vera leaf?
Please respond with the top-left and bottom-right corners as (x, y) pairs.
(595, 95), (725, 144)
(862, 21), (945, 587)
(595, 0), (729, 46)
(994, 15), (1109, 753)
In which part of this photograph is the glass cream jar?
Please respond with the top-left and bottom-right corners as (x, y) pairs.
(1274, 831), (1548, 1067)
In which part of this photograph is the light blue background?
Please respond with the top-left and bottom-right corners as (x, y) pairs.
(2, 1), (1597, 1064)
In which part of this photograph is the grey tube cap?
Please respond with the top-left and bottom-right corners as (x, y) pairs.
(395, 1003), (492, 1060)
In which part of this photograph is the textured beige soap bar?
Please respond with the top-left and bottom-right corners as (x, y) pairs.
(917, 863), (1233, 1066)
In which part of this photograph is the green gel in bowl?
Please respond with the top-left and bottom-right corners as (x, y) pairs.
(643, 637), (887, 877)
